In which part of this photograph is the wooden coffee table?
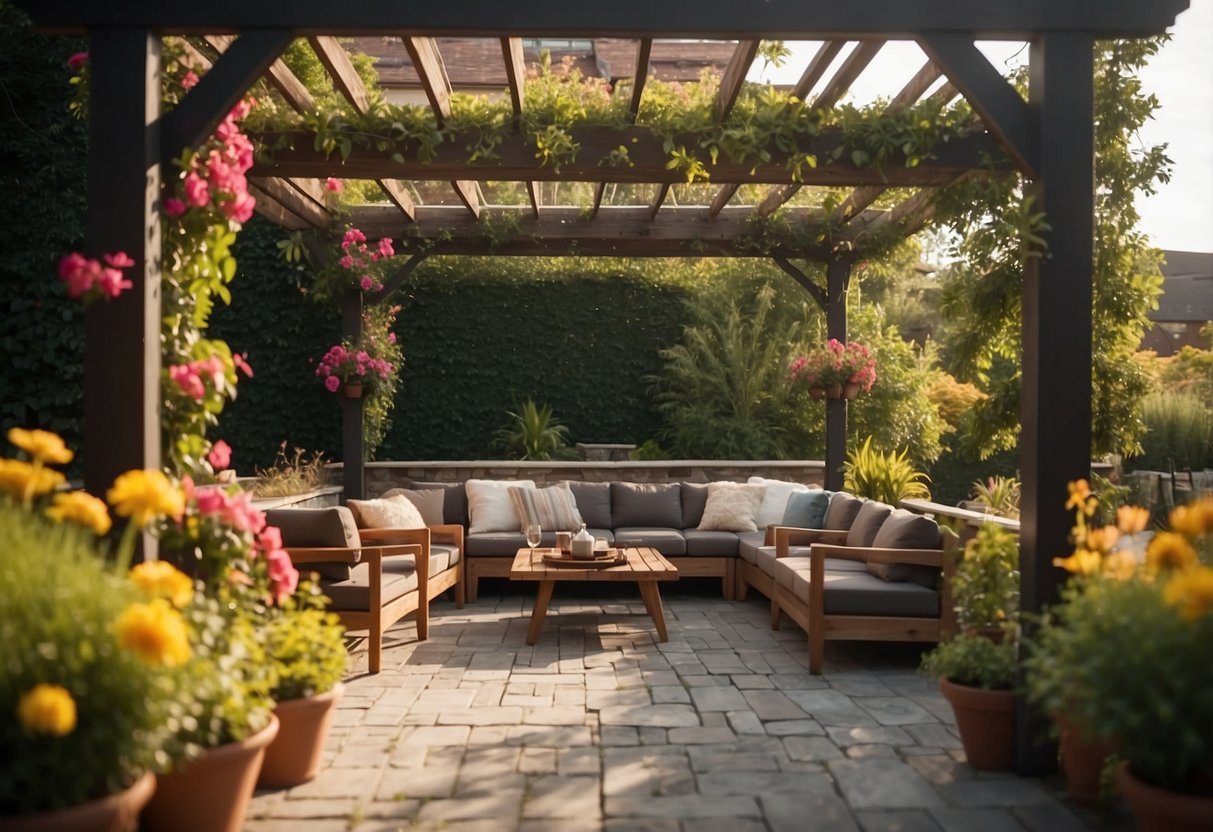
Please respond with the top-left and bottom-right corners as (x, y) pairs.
(509, 547), (679, 644)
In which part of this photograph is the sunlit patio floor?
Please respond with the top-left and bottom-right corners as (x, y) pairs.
(246, 581), (1125, 832)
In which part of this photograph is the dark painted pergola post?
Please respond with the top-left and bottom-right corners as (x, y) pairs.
(84, 29), (163, 556)
(824, 252), (856, 490)
(341, 291), (366, 500)
(1016, 32), (1096, 775)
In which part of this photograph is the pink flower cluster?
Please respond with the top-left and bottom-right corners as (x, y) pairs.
(789, 339), (877, 392)
(207, 439), (232, 470)
(168, 350), (253, 401)
(339, 226), (395, 293)
(58, 251), (134, 302)
(315, 343), (394, 393)
(164, 98), (257, 224)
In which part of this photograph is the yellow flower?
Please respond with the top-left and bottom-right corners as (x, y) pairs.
(1169, 498), (1213, 539)
(1065, 479), (1096, 515)
(107, 470), (185, 526)
(1053, 548), (1102, 575)
(114, 599), (191, 667)
(45, 491), (112, 535)
(129, 561), (194, 609)
(1101, 550), (1139, 582)
(17, 684), (77, 736)
(7, 428), (73, 465)
(1146, 532), (1199, 574)
(1163, 565), (1213, 621)
(0, 458), (65, 501)
(1084, 525), (1120, 554)
(1116, 505), (1150, 535)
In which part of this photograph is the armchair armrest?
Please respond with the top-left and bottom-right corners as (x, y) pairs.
(360, 527), (429, 546)
(429, 524), (464, 550)
(810, 543), (945, 568)
(284, 542), (423, 566)
(772, 526), (849, 557)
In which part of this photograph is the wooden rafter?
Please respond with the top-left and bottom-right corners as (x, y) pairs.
(589, 181), (607, 220)
(649, 183), (671, 220)
(713, 39), (760, 122)
(204, 34), (315, 111)
(307, 35), (418, 220)
(500, 38), (540, 219)
(811, 40), (883, 111)
(627, 39), (653, 122)
(772, 256), (828, 311)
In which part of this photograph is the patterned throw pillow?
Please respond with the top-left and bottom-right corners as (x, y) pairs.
(696, 482), (765, 533)
(346, 494), (426, 529)
(508, 485), (584, 532)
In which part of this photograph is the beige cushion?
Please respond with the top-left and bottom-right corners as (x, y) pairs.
(465, 479), (536, 535)
(382, 488), (445, 527)
(347, 495), (426, 529)
(508, 484), (584, 532)
(697, 482), (765, 533)
(845, 501), (893, 547)
(747, 476), (810, 528)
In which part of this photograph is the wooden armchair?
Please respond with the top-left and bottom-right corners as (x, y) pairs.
(359, 523), (465, 610)
(267, 507), (453, 674)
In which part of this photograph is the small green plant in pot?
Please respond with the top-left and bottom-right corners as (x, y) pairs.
(921, 634), (1018, 771)
(952, 522), (1020, 639)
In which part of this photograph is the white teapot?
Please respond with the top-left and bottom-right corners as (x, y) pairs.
(570, 523), (596, 559)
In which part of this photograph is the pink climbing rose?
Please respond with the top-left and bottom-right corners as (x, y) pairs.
(207, 440), (232, 471)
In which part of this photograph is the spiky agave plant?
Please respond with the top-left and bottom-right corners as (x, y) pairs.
(495, 399), (571, 460)
(842, 436), (931, 506)
(970, 475), (1021, 519)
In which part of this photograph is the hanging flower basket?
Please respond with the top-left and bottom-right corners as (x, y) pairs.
(809, 386), (826, 400)
(315, 341), (393, 398)
(789, 340), (877, 401)
(342, 382), (363, 399)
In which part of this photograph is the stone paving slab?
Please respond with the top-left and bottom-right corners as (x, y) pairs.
(247, 586), (1097, 832)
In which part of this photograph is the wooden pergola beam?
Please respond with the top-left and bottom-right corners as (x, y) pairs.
(772, 255), (827, 311)
(649, 183), (671, 220)
(627, 38), (653, 122)
(791, 40), (846, 100)
(203, 34), (315, 111)
(811, 40), (883, 111)
(500, 38), (540, 219)
(713, 39), (760, 122)
(249, 176), (330, 227)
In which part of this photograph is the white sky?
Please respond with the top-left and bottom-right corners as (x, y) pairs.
(748, 3), (1213, 254)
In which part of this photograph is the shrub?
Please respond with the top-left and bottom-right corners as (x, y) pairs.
(252, 443), (327, 497)
(266, 588), (346, 701)
(952, 523), (1020, 631)
(842, 436), (931, 505)
(1124, 391), (1212, 472)
(969, 475), (1020, 518)
(921, 633), (1017, 690)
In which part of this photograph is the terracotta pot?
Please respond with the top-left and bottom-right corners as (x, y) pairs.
(342, 382), (363, 399)
(141, 714), (279, 832)
(258, 683), (345, 788)
(939, 677), (1016, 771)
(2, 770), (155, 832)
(825, 384), (843, 399)
(1118, 762), (1213, 832)
(1056, 713), (1117, 805)
(843, 382), (860, 400)
(809, 386), (826, 400)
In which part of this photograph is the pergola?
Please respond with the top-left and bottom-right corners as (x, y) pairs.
(18, 0), (1188, 772)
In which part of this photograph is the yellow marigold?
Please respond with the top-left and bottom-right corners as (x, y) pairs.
(1116, 505), (1150, 535)
(129, 560), (194, 609)
(1102, 550), (1139, 582)
(1084, 525), (1120, 554)
(45, 491), (112, 535)
(114, 599), (191, 667)
(1146, 532), (1199, 574)
(1066, 479), (1095, 515)
(7, 428), (73, 465)
(17, 684), (77, 736)
(1053, 548), (1102, 575)
(1163, 565), (1213, 622)
(0, 458), (66, 501)
(107, 470), (184, 526)
(1169, 498), (1213, 539)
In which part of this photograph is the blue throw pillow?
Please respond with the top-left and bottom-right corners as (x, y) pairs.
(782, 490), (831, 529)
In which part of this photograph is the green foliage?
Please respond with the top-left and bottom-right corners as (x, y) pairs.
(495, 399), (573, 460)
(929, 447), (1019, 507)
(1154, 344), (1213, 413)
(1124, 392), (1213, 472)
(252, 443), (327, 497)
(952, 523), (1020, 631)
(843, 436), (931, 505)
(0, 8), (87, 466)
(0, 502), (185, 814)
(265, 588), (346, 700)
(970, 475), (1021, 519)
(921, 633), (1017, 690)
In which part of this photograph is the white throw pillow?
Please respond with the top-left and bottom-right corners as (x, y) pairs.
(747, 476), (811, 528)
(346, 494), (426, 529)
(465, 479), (536, 534)
(698, 482), (765, 533)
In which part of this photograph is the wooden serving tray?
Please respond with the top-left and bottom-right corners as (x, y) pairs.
(542, 552), (627, 569)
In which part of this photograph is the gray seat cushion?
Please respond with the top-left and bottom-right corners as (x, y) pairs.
(867, 509), (942, 587)
(772, 555), (866, 589)
(736, 530), (766, 564)
(682, 529), (739, 556)
(467, 529), (613, 556)
(613, 527), (686, 556)
(774, 558), (939, 616)
(563, 481), (612, 529)
(267, 506), (361, 581)
(323, 555), (418, 610)
(611, 483), (683, 528)
(823, 491), (864, 530)
(846, 501), (893, 547)
(680, 482), (709, 528)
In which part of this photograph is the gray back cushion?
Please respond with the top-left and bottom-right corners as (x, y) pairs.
(562, 481), (612, 529)
(868, 509), (942, 587)
(680, 482), (709, 529)
(782, 489), (831, 529)
(266, 506), (360, 581)
(846, 501), (893, 547)
(611, 482), (683, 528)
(823, 491), (864, 530)
(382, 488), (445, 526)
(405, 481), (468, 526)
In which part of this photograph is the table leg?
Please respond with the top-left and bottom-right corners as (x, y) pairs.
(526, 580), (556, 645)
(637, 582), (669, 642)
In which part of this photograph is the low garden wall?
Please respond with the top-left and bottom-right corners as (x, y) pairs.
(325, 460), (827, 494)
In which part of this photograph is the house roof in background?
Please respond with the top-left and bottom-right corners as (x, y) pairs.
(1154, 250), (1213, 321)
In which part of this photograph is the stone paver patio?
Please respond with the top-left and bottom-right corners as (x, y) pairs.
(247, 582), (1113, 832)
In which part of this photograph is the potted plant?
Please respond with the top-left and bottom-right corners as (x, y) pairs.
(1026, 485), (1213, 826)
(921, 633), (1018, 771)
(258, 587), (348, 788)
(314, 339), (394, 398)
(0, 429), (189, 831)
(788, 339), (877, 399)
(952, 522), (1020, 640)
